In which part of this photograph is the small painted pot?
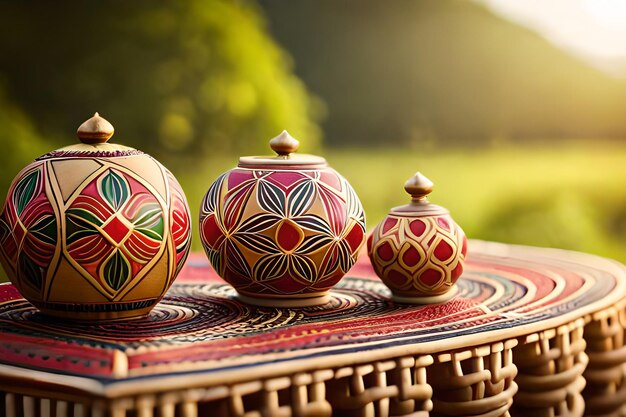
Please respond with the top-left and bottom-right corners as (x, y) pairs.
(200, 131), (366, 307)
(0, 113), (192, 321)
(367, 172), (467, 304)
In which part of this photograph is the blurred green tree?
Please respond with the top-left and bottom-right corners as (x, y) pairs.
(0, 0), (321, 160)
(0, 85), (47, 203)
(262, 0), (626, 147)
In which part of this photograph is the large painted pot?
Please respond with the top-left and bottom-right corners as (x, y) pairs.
(368, 172), (467, 304)
(200, 131), (366, 307)
(0, 113), (192, 321)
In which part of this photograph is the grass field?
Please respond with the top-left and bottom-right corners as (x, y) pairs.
(2, 141), (626, 284)
(178, 140), (626, 263)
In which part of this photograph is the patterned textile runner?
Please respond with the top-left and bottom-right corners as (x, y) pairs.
(0, 240), (624, 394)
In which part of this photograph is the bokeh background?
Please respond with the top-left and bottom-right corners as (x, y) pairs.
(1, 0), (626, 273)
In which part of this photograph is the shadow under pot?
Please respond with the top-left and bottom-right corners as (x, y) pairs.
(200, 131), (366, 307)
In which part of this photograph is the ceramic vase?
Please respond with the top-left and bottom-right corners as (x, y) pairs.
(368, 172), (467, 304)
(200, 131), (366, 307)
(0, 113), (192, 320)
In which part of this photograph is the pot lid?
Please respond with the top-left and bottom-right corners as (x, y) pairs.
(391, 172), (449, 216)
(238, 131), (326, 168)
(37, 113), (143, 160)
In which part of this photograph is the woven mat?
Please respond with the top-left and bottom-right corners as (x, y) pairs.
(0, 241), (623, 387)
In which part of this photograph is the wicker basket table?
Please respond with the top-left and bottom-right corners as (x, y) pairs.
(1, 240), (626, 417)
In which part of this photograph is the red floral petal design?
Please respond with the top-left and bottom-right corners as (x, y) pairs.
(452, 262), (464, 281)
(420, 268), (444, 286)
(437, 217), (450, 231)
(402, 245), (422, 267)
(202, 213), (224, 249)
(264, 271), (311, 294)
(382, 217), (397, 234)
(276, 220), (304, 253)
(318, 187), (346, 236)
(66, 169), (166, 292)
(67, 233), (113, 265)
(344, 223), (365, 254)
(0, 165), (58, 291)
(228, 170), (254, 189)
(319, 171), (342, 192)
(223, 182), (255, 231)
(268, 172), (306, 190)
(409, 220), (426, 237)
(434, 239), (454, 262)
(200, 166), (366, 298)
(376, 241), (395, 262)
(388, 269), (409, 287)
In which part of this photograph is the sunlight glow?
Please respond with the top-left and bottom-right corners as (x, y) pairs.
(480, 0), (626, 76)
(583, 0), (626, 34)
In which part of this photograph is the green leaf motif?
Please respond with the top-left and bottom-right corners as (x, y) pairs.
(66, 207), (104, 227)
(136, 227), (163, 241)
(19, 253), (43, 290)
(13, 169), (40, 216)
(101, 170), (130, 211)
(103, 250), (131, 291)
(66, 214), (100, 244)
(30, 215), (57, 245)
(133, 203), (164, 241)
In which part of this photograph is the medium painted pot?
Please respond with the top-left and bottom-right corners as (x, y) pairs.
(368, 172), (467, 304)
(200, 131), (366, 307)
(0, 113), (192, 320)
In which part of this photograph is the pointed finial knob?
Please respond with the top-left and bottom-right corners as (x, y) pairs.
(404, 172), (434, 200)
(269, 130), (300, 157)
(77, 112), (114, 144)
